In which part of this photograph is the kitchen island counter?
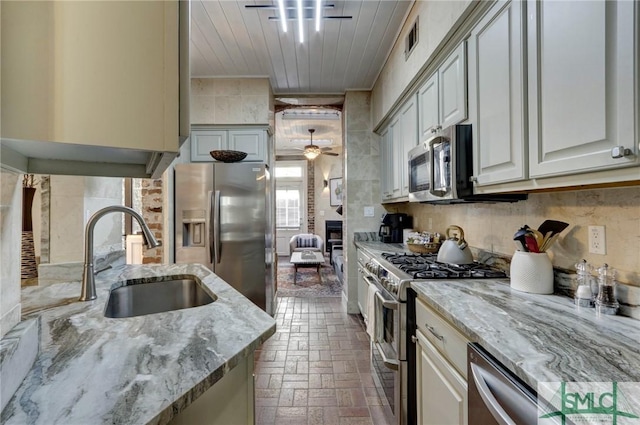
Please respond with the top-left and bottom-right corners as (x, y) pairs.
(410, 279), (640, 389)
(1, 263), (276, 425)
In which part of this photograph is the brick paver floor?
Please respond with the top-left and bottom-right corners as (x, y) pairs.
(254, 297), (392, 425)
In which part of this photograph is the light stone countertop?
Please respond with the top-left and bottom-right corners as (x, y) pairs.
(1, 264), (276, 425)
(355, 241), (640, 396)
(410, 279), (640, 389)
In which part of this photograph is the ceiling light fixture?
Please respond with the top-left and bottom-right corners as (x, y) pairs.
(277, 0), (287, 32)
(297, 0), (304, 43)
(282, 110), (340, 120)
(315, 0), (322, 31)
(247, 3), (352, 41)
(304, 145), (321, 160)
(303, 128), (321, 160)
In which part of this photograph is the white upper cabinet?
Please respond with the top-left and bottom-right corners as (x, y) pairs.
(527, 0), (638, 177)
(468, 0), (527, 186)
(381, 95), (418, 202)
(418, 74), (440, 140)
(191, 131), (227, 161)
(228, 130), (267, 162)
(0, 1), (190, 178)
(380, 128), (393, 201)
(390, 117), (403, 199)
(400, 95), (418, 196)
(418, 43), (468, 142)
(439, 43), (467, 130)
(191, 128), (267, 163)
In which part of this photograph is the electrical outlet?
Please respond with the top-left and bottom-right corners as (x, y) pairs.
(588, 225), (606, 255)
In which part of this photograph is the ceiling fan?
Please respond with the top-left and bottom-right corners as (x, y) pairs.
(297, 129), (339, 160)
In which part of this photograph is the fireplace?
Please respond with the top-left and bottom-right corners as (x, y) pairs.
(325, 220), (343, 253)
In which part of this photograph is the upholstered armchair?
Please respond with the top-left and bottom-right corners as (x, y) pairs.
(289, 234), (324, 256)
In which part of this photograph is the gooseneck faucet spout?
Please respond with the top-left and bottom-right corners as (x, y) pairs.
(80, 205), (161, 301)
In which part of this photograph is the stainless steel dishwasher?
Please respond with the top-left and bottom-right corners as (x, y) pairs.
(467, 343), (539, 425)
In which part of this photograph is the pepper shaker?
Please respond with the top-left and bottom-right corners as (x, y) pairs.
(595, 264), (619, 315)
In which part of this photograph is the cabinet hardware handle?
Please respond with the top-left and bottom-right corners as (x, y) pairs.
(611, 146), (633, 158)
(469, 176), (478, 183)
(411, 335), (417, 343)
(426, 324), (444, 341)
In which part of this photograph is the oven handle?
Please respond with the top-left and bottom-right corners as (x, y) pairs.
(375, 342), (399, 371)
(470, 363), (517, 425)
(375, 289), (398, 310)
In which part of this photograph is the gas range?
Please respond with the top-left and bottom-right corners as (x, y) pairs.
(364, 252), (507, 301)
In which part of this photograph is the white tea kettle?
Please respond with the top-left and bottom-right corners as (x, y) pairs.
(437, 225), (474, 264)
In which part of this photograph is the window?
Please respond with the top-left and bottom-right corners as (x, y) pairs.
(276, 188), (301, 228)
(275, 162), (306, 230)
(275, 166), (303, 178)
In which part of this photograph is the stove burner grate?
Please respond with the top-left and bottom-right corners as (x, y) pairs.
(381, 252), (507, 279)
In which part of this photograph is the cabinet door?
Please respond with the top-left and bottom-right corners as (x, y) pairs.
(439, 42), (467, 129)
(357, 268), (370, 320)
(380, 128), (393, 201)
(400, 96), (418, 197)
(527, 0), (638, 177)
(191, 130), (227, 162)
(418, 73), (440, 140)
(415, 330), (468, 425)
(390, 117), (403, 198)
(468, 0), (527, 186)
(229, 129), (266, 162)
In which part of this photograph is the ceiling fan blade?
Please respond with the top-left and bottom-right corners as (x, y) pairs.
(322, 152), (339, 156)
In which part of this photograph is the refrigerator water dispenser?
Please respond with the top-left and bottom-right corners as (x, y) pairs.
(182, 210), (206, 247)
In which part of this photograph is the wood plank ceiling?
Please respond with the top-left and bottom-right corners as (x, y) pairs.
(190, 0), (412, 94)
(190, 1), (412, 154)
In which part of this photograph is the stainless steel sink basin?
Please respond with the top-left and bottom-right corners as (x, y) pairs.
(104, 278), (216, 318)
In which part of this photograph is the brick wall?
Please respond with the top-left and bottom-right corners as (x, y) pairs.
(307, 160), (315, 234)
(141, 179), (163, 263)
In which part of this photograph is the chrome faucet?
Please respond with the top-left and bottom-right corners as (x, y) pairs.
(80, 205), (161, 301)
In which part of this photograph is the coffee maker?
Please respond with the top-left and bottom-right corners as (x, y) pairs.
(379, 213), (412, 243)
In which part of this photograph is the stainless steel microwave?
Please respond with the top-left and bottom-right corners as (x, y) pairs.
(408, 124), (526, 204)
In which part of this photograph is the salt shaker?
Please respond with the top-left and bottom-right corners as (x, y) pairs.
(574, 259), (594, 308)
(595, 263), (619, 315)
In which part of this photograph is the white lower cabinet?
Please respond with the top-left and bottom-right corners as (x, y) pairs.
(416, 330), (468, 425)
(415, 297), (468, 425)
(191, 128), (267, 163)
(169, 353), (255, 425)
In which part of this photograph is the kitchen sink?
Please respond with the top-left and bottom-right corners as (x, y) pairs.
(104, 278), (216, 318)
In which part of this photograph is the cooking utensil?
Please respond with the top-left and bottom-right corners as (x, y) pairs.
(513, 226), (529, 251)
(529, 228), (544, 249)
(537, 220), (569, 237)
(539, 233), (560, 252)
(524, 234), (539, 253)
(437, 225), (474, 264)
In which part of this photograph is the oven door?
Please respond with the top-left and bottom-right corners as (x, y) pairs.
(371, 284), (402, 424)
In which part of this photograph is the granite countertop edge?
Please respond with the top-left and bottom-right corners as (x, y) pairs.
(1, 263), (276, 425)
(355, 241), (640, 391)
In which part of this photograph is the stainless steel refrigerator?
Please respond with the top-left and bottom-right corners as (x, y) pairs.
(174, 162), (275, 315)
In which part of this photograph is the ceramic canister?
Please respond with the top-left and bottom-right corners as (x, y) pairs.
(509, 251), (554, 294)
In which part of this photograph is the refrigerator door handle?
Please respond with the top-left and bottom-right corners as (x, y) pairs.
(214, 190), (221, 264)
(206, 190), (213, 265)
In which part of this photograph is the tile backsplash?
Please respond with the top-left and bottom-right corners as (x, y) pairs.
(394, 186), (640, 286)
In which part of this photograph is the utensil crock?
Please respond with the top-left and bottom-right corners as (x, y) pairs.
(510, 251), (554, 294)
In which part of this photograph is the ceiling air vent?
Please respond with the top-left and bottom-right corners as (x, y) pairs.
(405, 17), (419, 60)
